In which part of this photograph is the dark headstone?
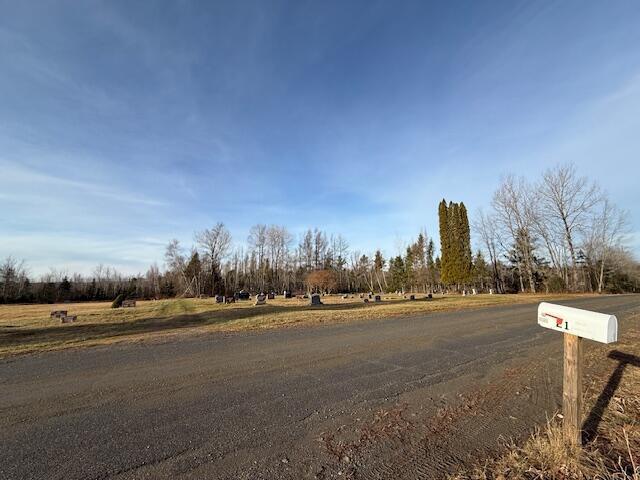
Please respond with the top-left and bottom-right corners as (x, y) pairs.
(310, 294), (322, 306)
(225, 296), (236, 304)
(364, 298), (369, 303)
(427, 293), (433, 299)
(61, 315), (77, 324)
(267, 292), (275, 300)
(215, 295), (224, 303)
(237, 290), (250, 300)
(409, 295), (416, 301)
(374, 295), (381, 302)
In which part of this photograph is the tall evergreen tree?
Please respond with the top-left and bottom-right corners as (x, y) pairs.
(439, 199), (473, 287)
(449, 201), (461, 283)
(458, 202), (473, 283)
(373, 250), (386, 292)
(388, 256), (406, 292)
(438, 199), (451, 284)
(405, 246), (415, 291)
(426, 239), (436, 287)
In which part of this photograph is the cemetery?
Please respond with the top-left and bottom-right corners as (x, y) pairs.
(0, 291), (582, 358)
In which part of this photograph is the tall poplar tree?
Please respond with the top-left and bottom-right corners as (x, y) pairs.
(438, 199), (473, 287)
(458, 202), (473, 283)
(438, 199), (451, 284)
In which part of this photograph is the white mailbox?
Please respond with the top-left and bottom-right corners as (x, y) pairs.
(538, 302), (617, 344)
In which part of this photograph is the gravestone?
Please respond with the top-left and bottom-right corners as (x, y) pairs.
(374, 295), (381, 302)
(462, 290), (467, 297)
(283, 290), (293, 299)
(267, 292), (275, 300)
(472, 288), (478, 295)
(489, 289), (494, 295)
(237, 290), (250, 300)
(215, 295), (224, 303)
(60, 315), (77, 324)
(310, 294), (323, 306)
(409, 294), (416, 301)
(427, 293), (433, 299)
(363, 298), (369, 303)
(342, 294), (349, 299)
(50, 310), (68, 319)
(225, 296), (235, 304)
(255, 294), (267, 306)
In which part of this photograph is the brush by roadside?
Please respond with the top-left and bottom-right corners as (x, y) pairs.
(450, 314), (640, 480)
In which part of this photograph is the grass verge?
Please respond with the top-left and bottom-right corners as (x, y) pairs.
(450, 315), (640, 480)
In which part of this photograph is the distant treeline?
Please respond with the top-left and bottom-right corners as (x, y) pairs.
(1, 163), (638, 304)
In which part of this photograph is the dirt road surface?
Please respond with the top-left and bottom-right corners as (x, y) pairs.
(1, 295), (638, 479)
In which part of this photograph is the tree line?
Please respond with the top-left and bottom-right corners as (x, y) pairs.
(476, 163), (637, 293)
(1, 163), (637, 304)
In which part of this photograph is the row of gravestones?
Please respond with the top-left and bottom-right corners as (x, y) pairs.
(215, 292), (277, 304)
(215, 292), (324, 306)
(212, 291), (438, 308)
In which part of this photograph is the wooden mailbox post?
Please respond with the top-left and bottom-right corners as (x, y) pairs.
(537, 302), (618, 444)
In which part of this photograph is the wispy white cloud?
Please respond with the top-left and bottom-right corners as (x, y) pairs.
(1, 162), (168, 207)
(0, 233), (165, 277)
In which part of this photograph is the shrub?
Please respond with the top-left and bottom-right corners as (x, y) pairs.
(546, 275), (566, 293)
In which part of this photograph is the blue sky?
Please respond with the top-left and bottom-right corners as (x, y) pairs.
(1, 1), (639, 276)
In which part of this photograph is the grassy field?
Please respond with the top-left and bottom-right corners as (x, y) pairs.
(0, 293), (592, 358)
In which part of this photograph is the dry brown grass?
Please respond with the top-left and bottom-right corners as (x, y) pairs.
(450, 315), (640, 480)
(0, 293), (589, 358)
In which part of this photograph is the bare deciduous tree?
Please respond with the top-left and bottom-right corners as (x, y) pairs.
(585, 197), (629, 293)
(473, 209), (503, 293)
(538, 162), (601, 290)
(196, 223), (232, 295)
(0, 256), (28, 302)
(492, 175), (537, 293)
(248, 224), (268, 290)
